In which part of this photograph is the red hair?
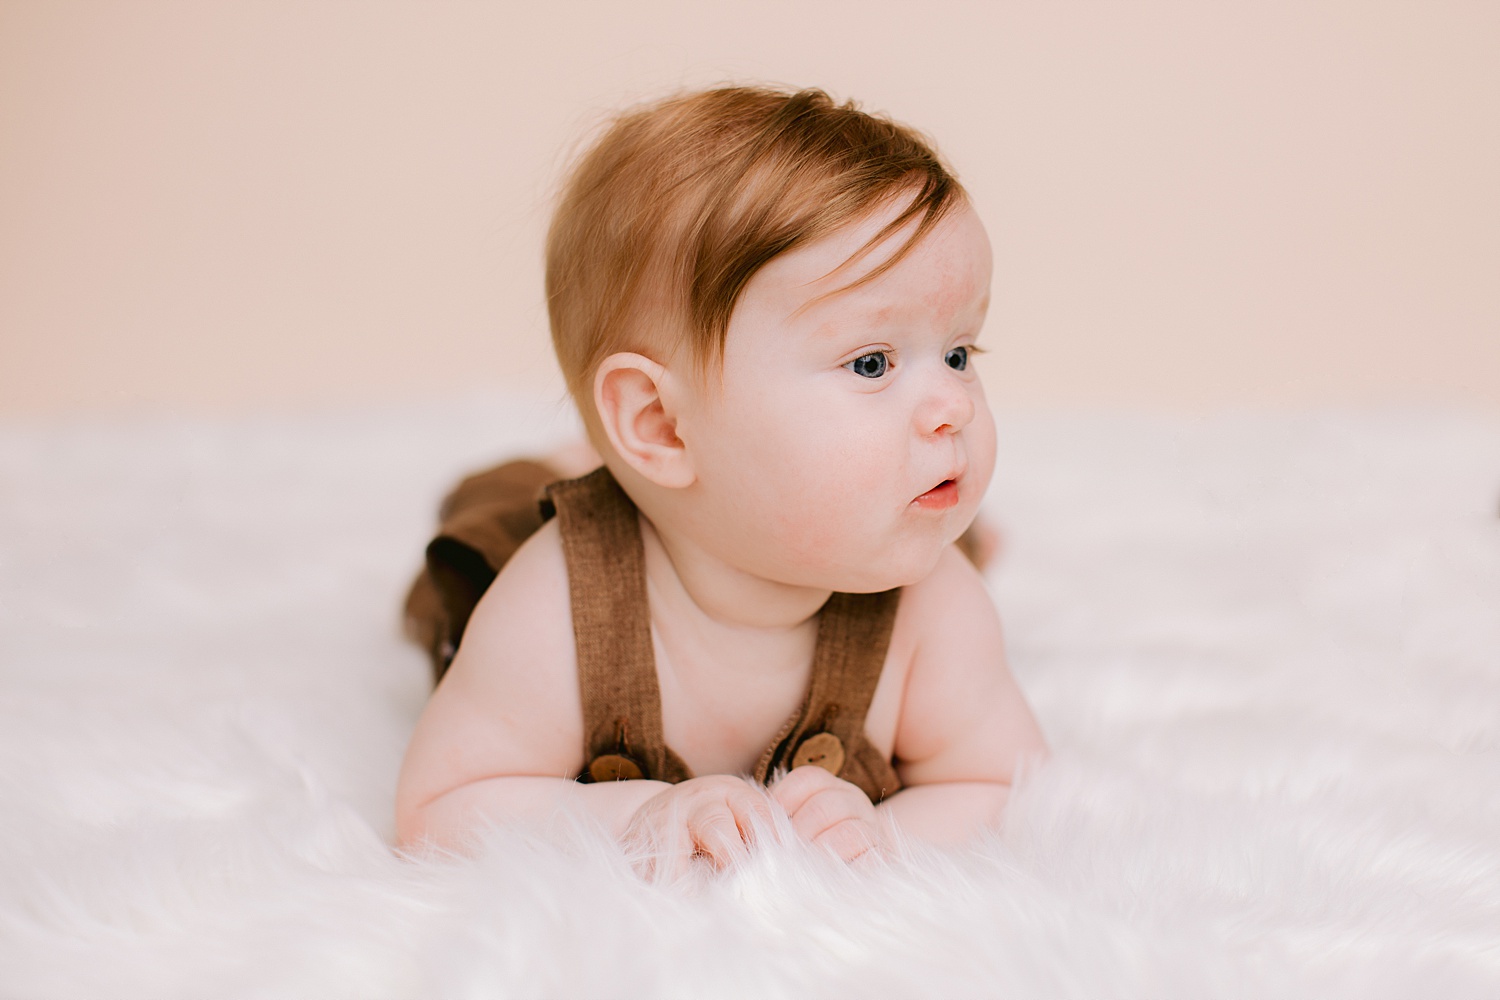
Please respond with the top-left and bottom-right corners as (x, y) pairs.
(545, 86), (965, 410)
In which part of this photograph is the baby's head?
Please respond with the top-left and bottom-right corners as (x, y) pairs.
(547, 85), (962, 412)
(546, 86), (996, 593)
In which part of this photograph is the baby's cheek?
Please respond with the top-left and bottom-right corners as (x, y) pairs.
(734, 405), (900, 549)
(807, 433), (890, 500)
(770, 475), (891, 566)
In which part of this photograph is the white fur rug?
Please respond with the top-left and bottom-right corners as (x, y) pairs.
(2, 398), (1497, 998)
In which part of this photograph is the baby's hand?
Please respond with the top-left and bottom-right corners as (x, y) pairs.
(622, 775), (772, 877)
(770, 766), (882, 862)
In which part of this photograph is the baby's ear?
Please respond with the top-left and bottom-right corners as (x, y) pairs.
(593, 353), (695, 489)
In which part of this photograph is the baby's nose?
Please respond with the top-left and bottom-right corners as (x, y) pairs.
(916, 370), (976, 436)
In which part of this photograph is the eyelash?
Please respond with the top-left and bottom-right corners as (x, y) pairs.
(844, 345), (983, 379)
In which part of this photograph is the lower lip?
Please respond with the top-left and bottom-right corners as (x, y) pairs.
(912, 480), (959, 511)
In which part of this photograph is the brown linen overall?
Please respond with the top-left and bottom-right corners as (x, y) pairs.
(404, 462), (903, 803)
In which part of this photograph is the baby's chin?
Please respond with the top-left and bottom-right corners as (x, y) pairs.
(797, 539), (954, 594)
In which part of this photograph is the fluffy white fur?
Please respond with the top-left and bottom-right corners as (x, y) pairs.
(2, 398), (1497, 998)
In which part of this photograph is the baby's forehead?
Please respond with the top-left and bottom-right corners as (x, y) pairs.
(741, 206), (992, 331)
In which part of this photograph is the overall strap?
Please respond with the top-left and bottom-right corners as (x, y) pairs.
(543, 468), (693, 785)
(754, 588), (904, 803)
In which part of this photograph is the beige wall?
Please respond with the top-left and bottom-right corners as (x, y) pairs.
(2, 0), (1496, 416)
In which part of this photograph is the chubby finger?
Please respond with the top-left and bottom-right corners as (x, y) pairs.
(688, 804), (750, 869)
(788, 783), (868, 839)
(769, 763), (843, 815)
(721, 783), (777, 844)
(811, 816), (879, 863)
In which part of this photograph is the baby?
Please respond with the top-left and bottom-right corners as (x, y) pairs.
(395, 86), (1046, 868)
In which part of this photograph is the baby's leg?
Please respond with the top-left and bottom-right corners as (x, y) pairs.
(408, 456), (575, 679)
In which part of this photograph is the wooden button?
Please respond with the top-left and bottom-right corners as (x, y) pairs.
(791, 732), (845, 775)
(588, 753), (644, 782)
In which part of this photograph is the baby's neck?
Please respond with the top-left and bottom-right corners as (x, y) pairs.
(638, 515), (831, 633)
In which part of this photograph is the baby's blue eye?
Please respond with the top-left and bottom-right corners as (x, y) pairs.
(945, 346), (969, 371)
(847, 352), (889, 379)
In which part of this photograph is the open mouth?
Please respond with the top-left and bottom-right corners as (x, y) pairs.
(912, 478), (960, 511)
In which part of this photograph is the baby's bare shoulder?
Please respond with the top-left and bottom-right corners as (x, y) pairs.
(890, 546), (1009, 701)
(889, 546), (1046, 783)
(396, 520), (583, 814)
(455, 518), (577, 684)
(894, 542), (1002, 629)
(895, 545), (1003, 654)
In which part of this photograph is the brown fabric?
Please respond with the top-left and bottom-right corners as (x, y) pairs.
(404, 460), (904, 803)
(403, 459), (556, 679)
(752, 590), (903, 802)
(544, 469), (694, 785)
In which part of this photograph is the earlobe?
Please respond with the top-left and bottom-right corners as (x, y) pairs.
(593, 353), (696, 489)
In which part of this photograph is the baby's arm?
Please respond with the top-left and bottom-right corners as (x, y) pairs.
(396, 519), (652, 845)
(395, 520), (767, 863)
(876, 545), (1047, 844)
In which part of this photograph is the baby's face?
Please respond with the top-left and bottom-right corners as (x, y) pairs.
(679, 198), (997, 593)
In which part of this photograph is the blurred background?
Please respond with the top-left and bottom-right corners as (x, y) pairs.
(2, 0), (1496, 417)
